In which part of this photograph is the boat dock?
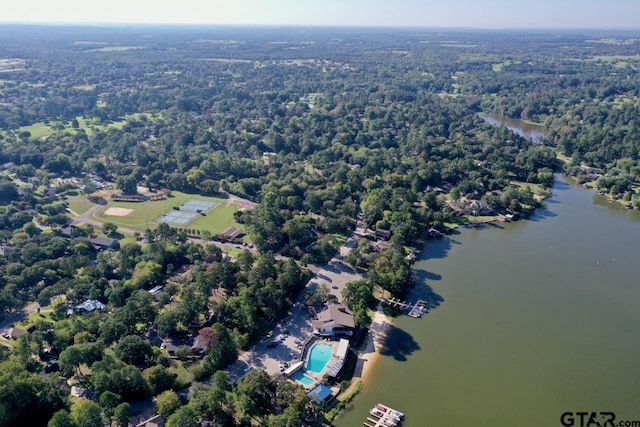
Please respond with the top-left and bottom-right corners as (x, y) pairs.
(384, 298), (428, 318)
(408, 300), (427, 318)
(365, 403), (404, 426)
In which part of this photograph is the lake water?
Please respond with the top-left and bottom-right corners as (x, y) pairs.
(336, 176), (640, 426)
(479, 113), (548, 141)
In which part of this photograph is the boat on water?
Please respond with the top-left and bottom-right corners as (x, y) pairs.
(370, 408), (385, 418)
(371, 403), (404, 419)
(407, 300), (428, 318)
(382, 417), (399, 426)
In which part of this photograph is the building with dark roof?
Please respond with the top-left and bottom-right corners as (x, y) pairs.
(89, 237), (119, 250)
(312, 303), (355, 337)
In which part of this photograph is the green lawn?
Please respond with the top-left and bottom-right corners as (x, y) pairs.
(91, 192), (245, 234)
(169, 361), (194, 385)
(19, 122), (55, 139)
(1, 113), (159, 140)
(66, 195), (93, 216)
(19, 311), (55, 328)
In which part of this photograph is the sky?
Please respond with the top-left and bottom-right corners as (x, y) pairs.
(3, 0), (640, 29)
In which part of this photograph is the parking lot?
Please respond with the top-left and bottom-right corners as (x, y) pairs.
(226, 257), (365, 381)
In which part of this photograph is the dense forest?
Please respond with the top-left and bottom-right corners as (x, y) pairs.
(0, 25), (639, 426)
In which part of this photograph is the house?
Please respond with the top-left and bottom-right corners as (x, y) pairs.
(0, 245), (15, 257)
(375, 229), (392, 241)
(8, 327), (27, 340)
(191, 327), (216, 354)
(59, 225), (77, 238)
(110, 193), (149, 202)
(218, 227), (245, 241)
(75, 299), (106, 312)
(89, 237), (119, 251)
(148, 285), (165, 301)
(312, 303), (355, 337)
(307, 383), (335, 403)
(70, 386), (90, 398)
(475, 200), (494, 214)
(372, 240), (390, 252)
(160, 339), (179, 355)
(0, 161), (15, 170)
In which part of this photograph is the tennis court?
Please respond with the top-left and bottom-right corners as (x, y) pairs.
(157, 200), (218, 226)
(181, 200), (218, 213)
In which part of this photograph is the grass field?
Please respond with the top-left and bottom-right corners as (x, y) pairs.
(89, 191), (245, 234)
(66, 195), (94, 216)
(1, 113), (157, 140)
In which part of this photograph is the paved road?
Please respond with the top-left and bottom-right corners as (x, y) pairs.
(70, 202), (138, 235)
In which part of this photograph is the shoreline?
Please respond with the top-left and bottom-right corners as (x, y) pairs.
(350, 304), (393, 386)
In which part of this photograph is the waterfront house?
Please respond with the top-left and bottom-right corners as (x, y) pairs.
(312, 303), (355, 337)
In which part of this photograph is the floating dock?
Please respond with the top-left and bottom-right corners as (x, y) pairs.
(365, 403), (404, 426)
(384, 298), (427, 318)
(408, 300), (427, 318)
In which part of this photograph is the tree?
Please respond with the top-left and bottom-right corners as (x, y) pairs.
(166, 406), (199, 427)
(115, 175), (137, 195)
(59, 345), (86, 378)
(113, 403), (131, 427)
(212, 370), (232, 392)
(102, 222), (118, 237)
(144, 365), (176, 395)
(236, 369), (275, 416)
(199, 178), (220, 195)
(0, 182), (19, 204)
(202, 323), (237, 374)
(48, 409), (76, 427)
(156, 309), (179, 338)
(99, 390), (121, 420)
(70, 399), (103, 427)
(156, 389), (181, 418)
(114, 335), (153, 367)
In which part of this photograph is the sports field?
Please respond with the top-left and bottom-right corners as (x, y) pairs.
(86, 192), (245, 234)
(158, 200), (218, 226)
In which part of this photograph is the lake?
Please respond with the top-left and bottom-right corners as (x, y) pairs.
(336, 176), (640, 426)
(479, 112), (548, 141)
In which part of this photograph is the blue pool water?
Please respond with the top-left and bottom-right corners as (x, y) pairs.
(306, 343), (332, 373)
(291, 370), (315, 386)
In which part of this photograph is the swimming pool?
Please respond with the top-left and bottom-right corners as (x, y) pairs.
(291, 370), (315, 387)
(306, 343), (333, 373)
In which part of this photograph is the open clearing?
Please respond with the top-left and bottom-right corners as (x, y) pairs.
(89, 192), (245, 234)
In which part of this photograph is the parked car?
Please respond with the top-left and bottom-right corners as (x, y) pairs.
(267, 341), (278, 348)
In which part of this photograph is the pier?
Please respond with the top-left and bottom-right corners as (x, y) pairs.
(365, 403), (404, 426)
(383, 298), (428, 318)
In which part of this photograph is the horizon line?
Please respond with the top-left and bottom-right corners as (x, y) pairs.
(1, 21), (640, 32)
